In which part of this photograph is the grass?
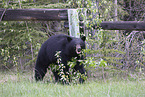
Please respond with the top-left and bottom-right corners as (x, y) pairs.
(0, 71), (145, 97)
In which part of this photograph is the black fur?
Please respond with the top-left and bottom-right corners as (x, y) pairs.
(35, 34), (86, 83)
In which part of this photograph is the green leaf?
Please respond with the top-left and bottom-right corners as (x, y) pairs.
(99, 59), (107, 67)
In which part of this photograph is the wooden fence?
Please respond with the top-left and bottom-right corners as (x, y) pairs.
(1, 8), (145, 31)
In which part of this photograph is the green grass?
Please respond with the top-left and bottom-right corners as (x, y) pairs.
(0, 71), (145, 97)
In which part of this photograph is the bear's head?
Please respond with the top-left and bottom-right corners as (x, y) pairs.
(66, 36), (86, 57)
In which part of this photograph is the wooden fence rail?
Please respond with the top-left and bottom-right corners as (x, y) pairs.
(98, 21), (145, 30)
(1, 8), (145, 30)
(0, 8), (68, 21)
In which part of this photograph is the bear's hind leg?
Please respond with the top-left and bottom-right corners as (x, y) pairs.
(35, 65), (48, 81)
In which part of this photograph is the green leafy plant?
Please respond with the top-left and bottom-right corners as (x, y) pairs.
(53, 51), (87, 84)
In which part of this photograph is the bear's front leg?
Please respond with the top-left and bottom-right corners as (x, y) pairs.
(53, 71), (61, 82)
(58, 65), (70, 84)
(74, 61), (86, 83)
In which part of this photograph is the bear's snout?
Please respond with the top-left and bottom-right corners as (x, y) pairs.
(77, 48), (81, 52)
(76, 44), (82, 54)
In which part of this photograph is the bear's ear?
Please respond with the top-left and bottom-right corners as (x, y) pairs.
(67, 36), (73, 42)
(81, 36), (86, 41)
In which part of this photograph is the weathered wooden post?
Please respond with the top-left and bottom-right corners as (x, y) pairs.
(68, 9), (80, 38)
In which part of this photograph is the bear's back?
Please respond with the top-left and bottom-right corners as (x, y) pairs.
(44, 34), (69, 49)
(38, 34), (70, 63)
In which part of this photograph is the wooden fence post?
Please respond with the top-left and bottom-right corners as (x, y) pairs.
(68, 9), (80, 38)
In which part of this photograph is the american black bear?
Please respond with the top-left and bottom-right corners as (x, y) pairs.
(35, 34), (86, 83)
